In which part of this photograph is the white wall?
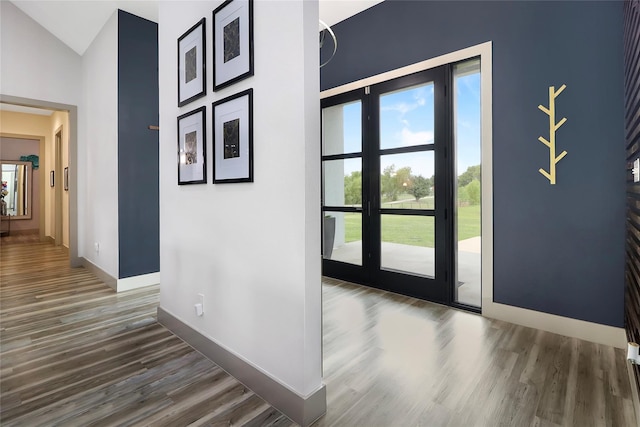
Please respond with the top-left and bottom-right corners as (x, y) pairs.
(81, 11), (118, 277)
(1, 1), (81, 256)
(158, 0), (322, 397)
(0, 2), (82, 105)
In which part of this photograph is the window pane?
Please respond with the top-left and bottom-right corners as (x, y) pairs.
(381, 215), (434, 277)
(323, 158), (361, 207)
(453, 59), (481, 307)
(380, 151), (434, 209)
(380, 82), (434, 150)
(323, 211), (362, 266)
(322, 101), (362, 156)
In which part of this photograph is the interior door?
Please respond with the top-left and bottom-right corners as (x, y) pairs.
(322, 66), (452, 304)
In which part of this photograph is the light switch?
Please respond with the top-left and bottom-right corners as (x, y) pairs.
(634, 158), (640, 183)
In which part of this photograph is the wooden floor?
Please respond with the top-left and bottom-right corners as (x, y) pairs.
(1, 239), (637, 426)
(318, 279), (637, 427)
(0, 240), (294, 426)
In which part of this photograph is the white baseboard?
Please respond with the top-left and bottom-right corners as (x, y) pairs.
(157, 307), (326, 426)
(483, 299), (626, 349)
(81, 257), (117, 290)
(117, 272), (160, 292)
(81, 257), (159, 292)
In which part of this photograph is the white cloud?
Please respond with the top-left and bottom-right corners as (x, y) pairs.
(400, 128), (434, 146)
(381, 86), (431, 115)
(382, 101), (418, 115)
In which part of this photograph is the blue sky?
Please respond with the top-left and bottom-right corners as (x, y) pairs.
(339, 70), (481, 178)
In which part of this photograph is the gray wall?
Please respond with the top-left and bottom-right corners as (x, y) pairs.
(321, 0), (625, 327)
(118, 10), (159, 279)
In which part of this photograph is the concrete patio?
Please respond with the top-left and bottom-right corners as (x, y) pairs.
(328, 236), (481, 306)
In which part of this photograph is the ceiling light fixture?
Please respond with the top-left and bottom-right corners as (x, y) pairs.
(319, 19), (337, 68)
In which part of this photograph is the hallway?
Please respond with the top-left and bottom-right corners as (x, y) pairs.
(0, 240), (293, 426)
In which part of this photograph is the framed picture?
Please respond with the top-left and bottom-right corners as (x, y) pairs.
(212, 88), (253, 183)
(64, 167), (69, 191)
(178, 18), (206, 107)
(177, 106), (207, 185)
(50, 171), (54, 187)
(213, 0), (254, 90)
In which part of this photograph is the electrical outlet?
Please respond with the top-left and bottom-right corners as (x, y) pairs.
(94, 242), (100, 253)
(198, 293), (204, 314)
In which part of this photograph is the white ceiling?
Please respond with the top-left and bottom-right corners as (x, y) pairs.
(9, 0), (384, 56)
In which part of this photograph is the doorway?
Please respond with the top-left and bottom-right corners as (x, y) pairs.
(321, 59), (482, 309)
(0, 94), (80, 267)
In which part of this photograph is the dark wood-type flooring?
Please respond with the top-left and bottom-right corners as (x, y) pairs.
(0, 240), (294, 426)
(1, 238), (637, 426)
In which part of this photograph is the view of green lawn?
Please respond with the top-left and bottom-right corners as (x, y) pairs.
(343, 204), (480, 248)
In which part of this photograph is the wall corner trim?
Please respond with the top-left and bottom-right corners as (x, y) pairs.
(157, 307), (327, 426)
(483, 300), (627, 349)
(81, 257), (117, 291)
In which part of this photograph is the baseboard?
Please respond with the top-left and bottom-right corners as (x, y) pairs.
(157, 307), (326, 426)
(117, 272), (160, 292)
(81, 258), (159, 292)
(43, 235), (54, 244)
(80, 257), (117, 291)
(483, 300), (627, 349)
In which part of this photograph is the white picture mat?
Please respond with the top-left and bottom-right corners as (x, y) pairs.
(179, 23), (204, 102)
(214, 95), (249, 180)
(215, 0), (250, 85)
(179, 111), (205, 181)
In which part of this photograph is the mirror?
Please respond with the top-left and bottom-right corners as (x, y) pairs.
(1, 161), (31, 219)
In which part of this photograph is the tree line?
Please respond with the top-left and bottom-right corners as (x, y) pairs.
(343, 164), (480, 205)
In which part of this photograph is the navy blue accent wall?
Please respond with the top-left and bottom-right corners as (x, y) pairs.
(118, 10), (159, 279)
(321, 1), (625, 327)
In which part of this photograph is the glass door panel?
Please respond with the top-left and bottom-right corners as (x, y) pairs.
(322, 93), (366, 277)
(379, 82), (435, 150)
(323, 158), (362, 207)
(322, 101), (362, 155)
(453, 59), (481, 308)
(323, 210), (363, 266)
(381, 215), (435, 277)
(380, 151), (435, 209)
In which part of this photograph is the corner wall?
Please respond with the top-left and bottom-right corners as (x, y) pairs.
(158, 1), (323, 423)
(81, 11), (118, 277)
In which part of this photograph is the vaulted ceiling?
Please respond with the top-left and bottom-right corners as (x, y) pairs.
(9, 0), (384, 56)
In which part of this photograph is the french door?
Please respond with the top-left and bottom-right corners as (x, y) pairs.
(322, 66), (452, 303)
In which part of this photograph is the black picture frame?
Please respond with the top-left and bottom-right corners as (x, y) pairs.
(213, 0), (254, 91)
(178, 18), (206, 107)
(64, 167), (69, 191)
(50, 171), (54, 187)
(212, 88), (253, 183)
(177, 106), (207, 185)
